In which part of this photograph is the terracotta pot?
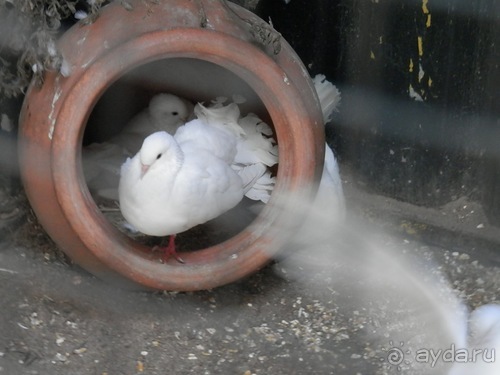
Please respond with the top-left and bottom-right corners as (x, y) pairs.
(18, 0), (325, 291)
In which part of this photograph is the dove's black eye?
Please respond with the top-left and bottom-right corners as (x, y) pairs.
(156, 153), (162, 160)
(171, 111), (179, 116)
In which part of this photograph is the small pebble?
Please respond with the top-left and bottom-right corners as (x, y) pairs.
(458, 253), (470, 260)
(73, 347), (87, 355)
(56, 335), (65, 346)
(54, 353), (67, 362)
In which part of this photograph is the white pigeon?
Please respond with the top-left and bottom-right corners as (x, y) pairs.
(111, 93), (194, 155)
(83, 93), (194, 200)
(118, 121), (266, 262)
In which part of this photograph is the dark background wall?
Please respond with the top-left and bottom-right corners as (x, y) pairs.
(254, 0), (500, 225)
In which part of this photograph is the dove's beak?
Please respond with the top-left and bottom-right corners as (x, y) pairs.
(140, 163), (149, 179)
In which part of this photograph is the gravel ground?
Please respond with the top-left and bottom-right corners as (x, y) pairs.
(1, 170), (499, 375)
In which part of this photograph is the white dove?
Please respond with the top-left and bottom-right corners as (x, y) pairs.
(111, 93), (194, 155)
(83, 93), (194, 200)
(118, 118), (266, 262)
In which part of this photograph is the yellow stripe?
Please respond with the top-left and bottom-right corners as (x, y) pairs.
(422, 0), (429, 14)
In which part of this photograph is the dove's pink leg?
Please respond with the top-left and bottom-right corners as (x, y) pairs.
(159, 235), (185, 264)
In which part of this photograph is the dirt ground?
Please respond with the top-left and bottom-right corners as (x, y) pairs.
(1, 168), (499, 375)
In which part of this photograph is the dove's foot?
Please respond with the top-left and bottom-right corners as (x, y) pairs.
(154, 235), (185, 264)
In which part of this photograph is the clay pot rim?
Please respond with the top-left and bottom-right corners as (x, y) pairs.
(50, 28), (319, 290)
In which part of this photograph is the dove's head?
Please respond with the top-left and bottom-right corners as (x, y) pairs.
(149, 93), (193, 128)
(138, 131), (179, 178)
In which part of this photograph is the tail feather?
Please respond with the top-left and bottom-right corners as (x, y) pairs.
(235, 164), (275, 203)
(245, 171), (276, 204)
(244, 187), (273, 203)
(236, 114), (278, 167)
(313, 74), (341, 123)
(250, 171), (276, 192)
(194, 102), (245, 138)
(236, 163), (266, 192)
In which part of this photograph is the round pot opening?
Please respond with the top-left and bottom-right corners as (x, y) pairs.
(20, 3), (323, 290)
(81, 56), (276, 262)
(47, 27), (318, 290)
